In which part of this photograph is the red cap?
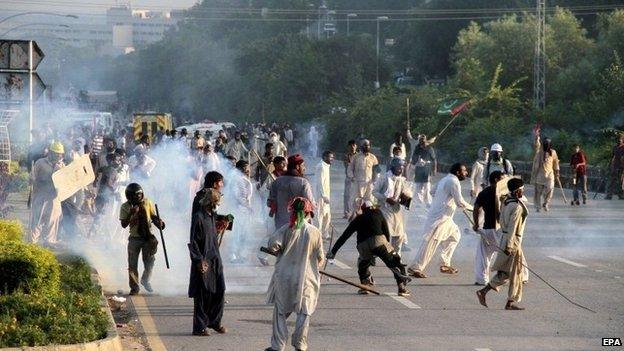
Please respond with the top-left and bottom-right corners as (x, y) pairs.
(288, 154), (304, 166)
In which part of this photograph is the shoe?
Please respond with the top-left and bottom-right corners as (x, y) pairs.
(257, 256), (270, 266)
(535, 207), (541, 213)
(505, 302), (525, 310)
(209, 325), (227, 334)
(439, 265), (459, 274)
(141, 282), (153, 293)
(407, 268), (427, 278)
(570, 201), (575, 206)
(583, 199), (587, 204)
(390, 267), (412, 284)
(192, 329), (211, 336)
(129, 289), (139, 296)
(542, 204), (549, 212)
(357, 288), (370, 295)
(398, 284), (411, 297)
(474, 282), (485, 286)
(264, 348), (278, 351)
(476, 289), (488, 308)
(575, 200), (580, 205)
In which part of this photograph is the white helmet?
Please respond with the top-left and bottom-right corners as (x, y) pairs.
(490, 143), (503, 152)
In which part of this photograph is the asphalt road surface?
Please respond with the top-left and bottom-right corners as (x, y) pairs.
(121, 166), (623, 351)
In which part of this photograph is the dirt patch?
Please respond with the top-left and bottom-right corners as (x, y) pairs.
(107, 294), (149, 350)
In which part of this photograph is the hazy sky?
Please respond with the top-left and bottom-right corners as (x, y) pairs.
(0, 0), (200, 14)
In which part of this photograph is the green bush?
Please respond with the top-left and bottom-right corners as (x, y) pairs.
(0, 292), (108, 347)
(0, 256), (108, 348)
(0, 241), (60, 295)
(0, 220), (23, 242)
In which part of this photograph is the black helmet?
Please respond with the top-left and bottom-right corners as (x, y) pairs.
(125, 183), (144, 202)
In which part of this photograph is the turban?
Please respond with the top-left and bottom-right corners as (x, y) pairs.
(288, 197), (314, 229)
(288, 154), (304, 166)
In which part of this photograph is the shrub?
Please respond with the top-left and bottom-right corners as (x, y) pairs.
(0, 292), (108, 347)
(0, 256), (108, 348)
(0, 241), (60, 295)
(0, 220), (23, 242)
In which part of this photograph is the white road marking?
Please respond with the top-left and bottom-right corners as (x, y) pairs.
(132, 295), (168, 351)
(474, 348), (493, 351)
(595, 270), (603, 273)
(330, 259), (351, 269)
(615, 276), (621, 279)
(548, 255), (587, 268)
(384, 292), (421, 309)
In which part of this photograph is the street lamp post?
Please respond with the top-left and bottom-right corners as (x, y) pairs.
(317, 4), (327, 40)
(0, 23), (70, 37)
(375, 16), (389, 89)
(0, 12), (77, 26)
(346, 13), (357, 36)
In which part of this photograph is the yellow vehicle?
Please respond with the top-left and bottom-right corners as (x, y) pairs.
(132, 112), (173, 141)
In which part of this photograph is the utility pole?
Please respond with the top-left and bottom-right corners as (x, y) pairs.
(534, 0), (546, 111)
(375, 16), (388, 89)
(347, 13), (357, 36)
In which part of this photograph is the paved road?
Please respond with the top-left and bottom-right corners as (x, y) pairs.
(119, 167), (623, 351)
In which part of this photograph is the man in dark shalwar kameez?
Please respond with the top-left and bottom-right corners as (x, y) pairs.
(188, 188), (230, 336)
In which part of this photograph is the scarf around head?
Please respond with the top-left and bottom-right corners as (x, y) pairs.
(288, 197), (314, 229)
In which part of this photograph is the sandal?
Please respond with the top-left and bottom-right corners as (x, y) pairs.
(439, 265), (459, 274)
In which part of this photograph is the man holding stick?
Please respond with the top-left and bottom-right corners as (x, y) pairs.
(408, 163), (472, 278)
(119, 183), (165, 295)
(476, 178), (529, 310)
(188, 188), (229, 336)
(531, 128), (561, 211)
(264, 197), (324, 351)
(327, 200), (411, 296)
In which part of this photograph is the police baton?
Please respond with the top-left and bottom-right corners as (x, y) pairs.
(154, 204), (170, 269)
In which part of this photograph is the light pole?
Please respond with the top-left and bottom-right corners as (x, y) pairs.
(0, 12), (77, 26)
(317, 4), (327, 39)
(0, 23), (70, 37)
(346, 13), (357, 36)
(375, 16), (389, 89)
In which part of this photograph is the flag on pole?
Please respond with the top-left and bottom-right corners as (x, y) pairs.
(437, 98), (470, 116)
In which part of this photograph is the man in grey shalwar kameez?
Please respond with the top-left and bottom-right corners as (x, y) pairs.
(30, 141), (65, 245)
(265, 197), (324, 351)
(268, 154), (315, 229)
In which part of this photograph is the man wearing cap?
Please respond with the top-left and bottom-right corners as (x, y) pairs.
(410, 134), (437, 207)
(30, 141), (66, 246)
(347, 139), (379, 218)
(373, 157), (411, 255)
(470, 147), (489, 198)
(483, 143), (514, 187)
(476, 177), (528, 310)
(265, 197), (324, 351)
(342, 140), (358, 218)
(314, 151), (334, 240)
(531, 129), (560, 212)
(225, 131), (248, 161)
(327, 200), (411, 296)
(268, 154), (315, 229)
(408, 163), (473, 278)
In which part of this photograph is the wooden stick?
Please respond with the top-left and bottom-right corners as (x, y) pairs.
(251, 148), (276, 181)
(260, 247), (380, 295)
(556, 177), (568, 204)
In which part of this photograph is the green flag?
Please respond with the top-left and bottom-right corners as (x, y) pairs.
(437, 98), (470, 116)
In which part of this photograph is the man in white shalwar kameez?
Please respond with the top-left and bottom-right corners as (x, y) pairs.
(347, 139), (378, 219)
(408, 163), (472, 278)
(30, 142), (66, 245)
(314, 151), (334, 240)
(470, 147), (489, 198)
(373, 158), (411, 255)
(265, 198), (324, 351)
